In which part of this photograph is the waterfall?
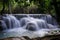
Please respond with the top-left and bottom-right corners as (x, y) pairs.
(20, 17), (30, 27)
(0, 14), (60, 39)
(20, 17), (49, 31)
(0, 20), (7, 31)
(2, 15), (12, 29)
(36, 19), (49, 29)
(40, 14), (58, 28)
(0, 14), (21, 31)
(0, 14), (59, 32)
(40, 15), (58, 25)
(8, 15), (21, 28)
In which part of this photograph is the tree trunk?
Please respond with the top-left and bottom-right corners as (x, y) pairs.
(8, 0), (12, 14)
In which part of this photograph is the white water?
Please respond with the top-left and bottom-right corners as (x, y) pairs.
(0, 14), (60, 39)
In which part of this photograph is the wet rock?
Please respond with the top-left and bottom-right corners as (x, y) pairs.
(0, 37), (26, 40)
(0, 36), (60, 40)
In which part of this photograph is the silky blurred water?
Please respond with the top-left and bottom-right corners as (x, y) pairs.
(0, 14), (59, 39)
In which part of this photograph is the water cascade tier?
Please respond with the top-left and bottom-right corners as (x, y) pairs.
(0, 14), (60, 39)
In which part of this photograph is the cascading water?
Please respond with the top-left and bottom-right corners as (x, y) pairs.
(2, 14), (12, 29)
(0, 14), (60, 39)
(8, 15), (21, 28)
(0, 14), (59, 31)
(41, 15), (57, 25)
(0, 14), (21, 31)
(0, 20), (7, 31)
(35, 19), (49, 29)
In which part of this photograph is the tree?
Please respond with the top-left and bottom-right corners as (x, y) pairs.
(0, 0), (16, 14)
(0, 0), (7, 14)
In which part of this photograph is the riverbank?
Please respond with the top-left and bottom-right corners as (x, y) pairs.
(0, 35), (60, 40)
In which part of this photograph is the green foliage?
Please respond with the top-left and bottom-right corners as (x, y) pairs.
(0, 0), (59, 15)
(45, 0), (51, 9)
